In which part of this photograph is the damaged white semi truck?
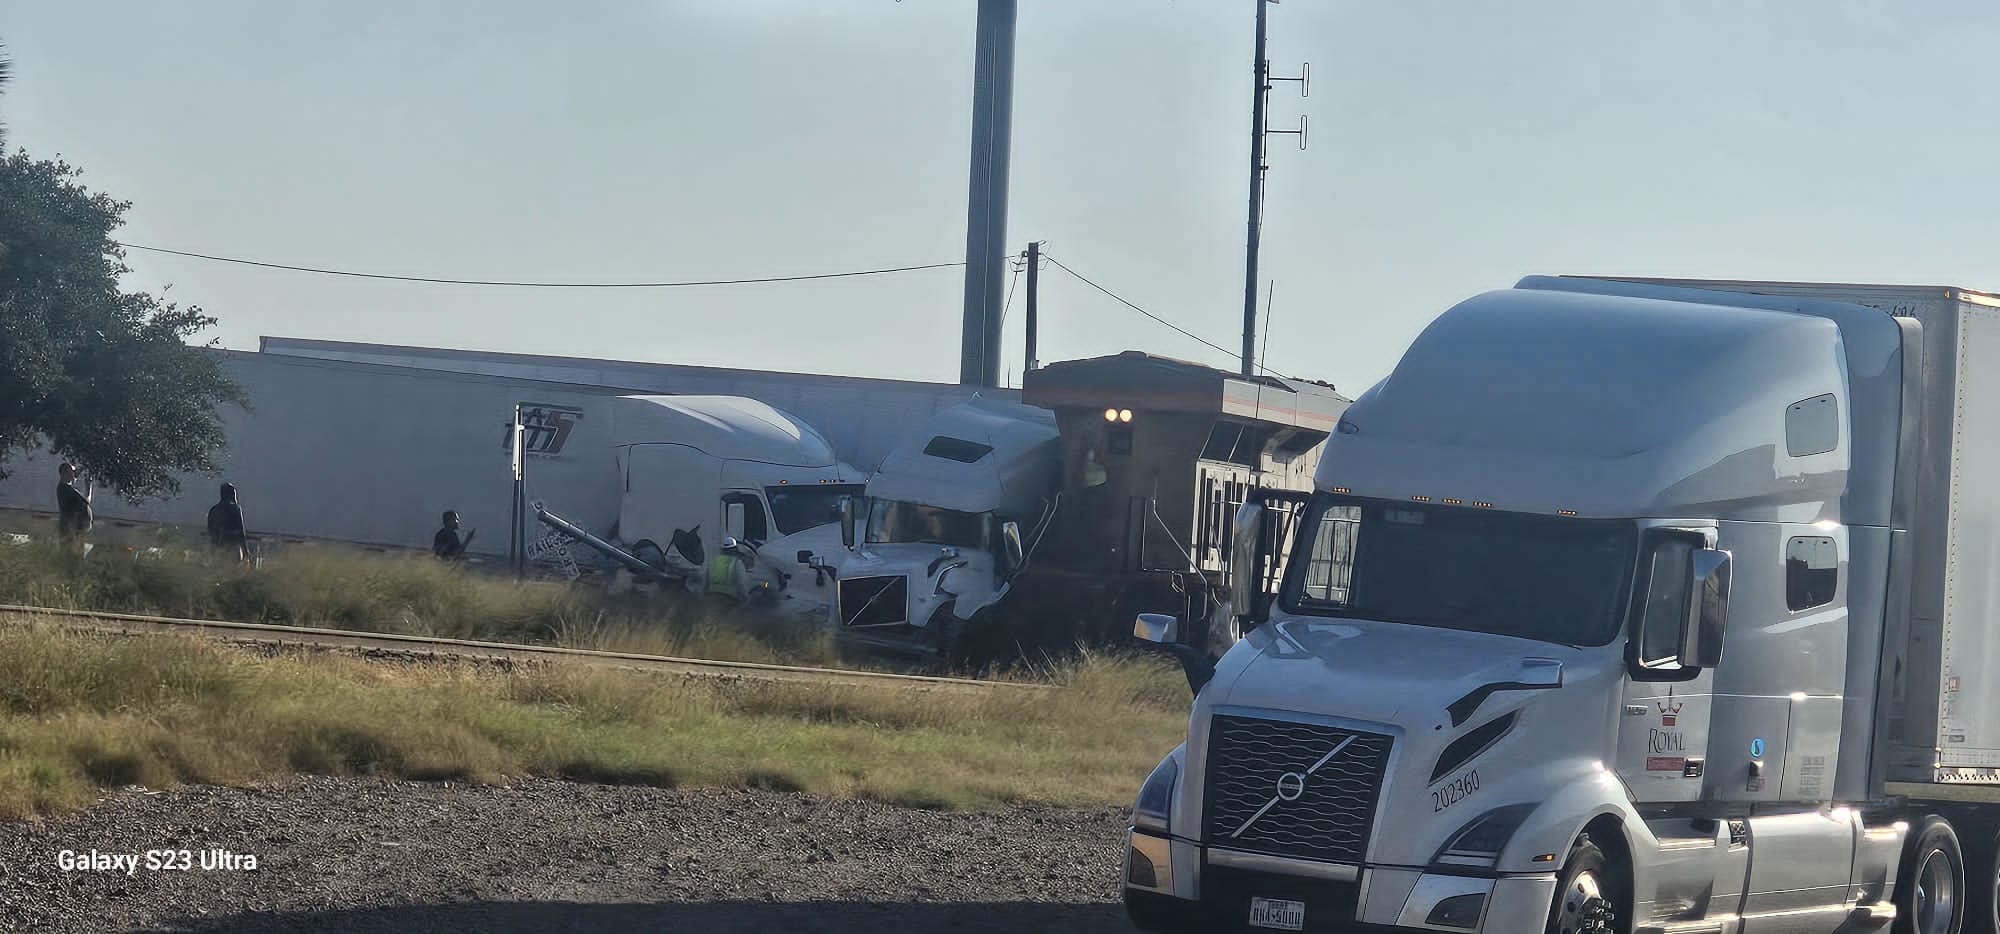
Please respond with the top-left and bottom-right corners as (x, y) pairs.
(1124, 278), (2000, 934)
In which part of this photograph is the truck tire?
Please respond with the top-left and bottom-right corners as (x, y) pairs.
(936, 607), (1003, 674)
(1990, 827), (2000, 934)
(1894, 815), (1965, 934)
(1546, 835), (1622, 934)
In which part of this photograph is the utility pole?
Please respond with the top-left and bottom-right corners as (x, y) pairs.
(509, 404), (525, 580)
(960, 0), (1019, 387)
(1240, 0), (1308, 378)
(1024, 241), (1041, 373)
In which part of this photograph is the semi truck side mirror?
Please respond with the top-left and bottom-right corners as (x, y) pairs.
(1000, 521), (1024, 576)
(1134, 612), (1215, 696)
(1229, 502), (1267, 623)
(840, 497), (856, 550)
(1134, 612), (1178, 643)
(1684, 548), (1732, 668)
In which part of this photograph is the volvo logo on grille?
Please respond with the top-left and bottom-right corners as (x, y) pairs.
(1231, 735), (1359, 839)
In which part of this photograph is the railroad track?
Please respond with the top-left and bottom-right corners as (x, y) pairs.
(0, 604), (1046, 694)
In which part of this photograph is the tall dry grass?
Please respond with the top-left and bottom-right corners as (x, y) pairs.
(0, 538), (844, 667)
(0, 624), (1191, 820)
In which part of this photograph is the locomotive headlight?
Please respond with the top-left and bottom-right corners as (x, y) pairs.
(1118, 409), (1133, 423)
(1104, 408), (1119, 422)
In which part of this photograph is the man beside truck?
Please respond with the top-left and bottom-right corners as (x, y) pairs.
(1123, 277), (2000, 934)
(706, 536), (751, 604)
(433, 510), (474, 562)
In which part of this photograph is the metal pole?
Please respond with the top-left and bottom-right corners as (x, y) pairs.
(959, 0), (1019, 387)
(510, 404), (525, 580)
(1024, 241), (1040, 373)
(1241, 0), (1270, 378)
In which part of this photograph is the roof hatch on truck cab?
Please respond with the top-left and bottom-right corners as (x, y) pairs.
(864, 398), (1060, 517)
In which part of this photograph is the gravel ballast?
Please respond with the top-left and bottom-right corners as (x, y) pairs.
(0, 778), (1139, 933)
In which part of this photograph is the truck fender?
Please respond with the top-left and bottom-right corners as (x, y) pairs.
(1494, 770), (1644, 878)
(942, 575), (1010, 621)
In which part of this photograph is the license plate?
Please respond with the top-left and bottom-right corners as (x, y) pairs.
(1248, 896), (1306, 931)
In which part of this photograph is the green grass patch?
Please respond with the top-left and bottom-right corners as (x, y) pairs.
(0, 623), (1190, 820)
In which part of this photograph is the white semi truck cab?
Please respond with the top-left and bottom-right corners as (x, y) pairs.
(609, 395), (864, 616)
(832, 397), (1057, 661)
(1123, 278), (2000, 933)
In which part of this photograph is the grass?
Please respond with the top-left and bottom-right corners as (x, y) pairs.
(0, 536), (846, 668)
(0, 623), (1191, 820)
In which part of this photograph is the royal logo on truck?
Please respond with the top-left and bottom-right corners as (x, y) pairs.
(501, 404), (585, 458)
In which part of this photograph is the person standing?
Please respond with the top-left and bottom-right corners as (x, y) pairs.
(433, 510), (475, 561)
(55, 462), (92, 555)
(705, 536), (750, 604)
(206, 483), (248, 565)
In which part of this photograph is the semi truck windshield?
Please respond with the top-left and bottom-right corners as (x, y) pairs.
(864, 499), (989, 549)
(766, 484), (865, 536)
(1280, 494), (1637, 646)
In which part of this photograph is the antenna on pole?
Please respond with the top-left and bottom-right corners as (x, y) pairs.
(1240, 0), (1310, 378)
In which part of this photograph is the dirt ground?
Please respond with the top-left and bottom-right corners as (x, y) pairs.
(0, 776), (1141, 933)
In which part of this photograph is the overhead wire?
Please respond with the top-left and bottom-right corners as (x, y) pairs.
(113, 242), (963, 289)
(1041, 254), (1299, 382)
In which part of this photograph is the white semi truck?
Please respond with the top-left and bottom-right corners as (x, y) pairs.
(1123, 278), (2000, 934)
(828, 396), (1058, 660)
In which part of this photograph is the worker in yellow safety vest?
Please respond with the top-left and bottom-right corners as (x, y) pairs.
(706, 536), (751, 603)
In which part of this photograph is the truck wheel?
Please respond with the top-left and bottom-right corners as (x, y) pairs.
(1990, 827), (2000, 934)
(1894, 815), (1964, 934)
(1546, 835), (1622, 934)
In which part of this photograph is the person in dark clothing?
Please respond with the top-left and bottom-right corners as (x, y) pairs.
(206, 483), (247, 565)
(55, 462), (93, 555)
(433, 510), (475, 561)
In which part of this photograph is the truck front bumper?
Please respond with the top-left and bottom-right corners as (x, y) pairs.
(1124, 829), (1558, 932)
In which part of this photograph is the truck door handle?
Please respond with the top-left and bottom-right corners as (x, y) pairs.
(1625, 706), (1648, 717)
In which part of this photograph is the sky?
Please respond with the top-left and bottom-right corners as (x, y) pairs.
(4, 0), (2000, 395)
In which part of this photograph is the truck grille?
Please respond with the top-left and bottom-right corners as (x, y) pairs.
(838, 575), (908, 628)
(1203, 715), (1393, 865)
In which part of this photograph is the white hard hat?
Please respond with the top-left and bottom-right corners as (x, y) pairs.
(720, 536), (740, 552)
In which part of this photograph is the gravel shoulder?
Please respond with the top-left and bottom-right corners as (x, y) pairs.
(0, 777), (1137, 933)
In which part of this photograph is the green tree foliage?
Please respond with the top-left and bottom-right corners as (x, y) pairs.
(0, 152), (246, 500)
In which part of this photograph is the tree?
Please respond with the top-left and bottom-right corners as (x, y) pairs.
(0, 152), (246, 501)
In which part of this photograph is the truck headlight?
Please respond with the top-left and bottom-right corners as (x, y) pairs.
(1433, 802), (1538, 868)
(1134, 755), (1179, 835)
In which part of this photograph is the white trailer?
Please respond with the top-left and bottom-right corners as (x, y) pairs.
(0, 351), (863, 617)
(1123, 278), (2000, 933)
(257, 336), (1011, 471)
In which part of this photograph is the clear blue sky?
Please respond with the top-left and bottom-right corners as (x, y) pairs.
(5, 1), (1997, 393)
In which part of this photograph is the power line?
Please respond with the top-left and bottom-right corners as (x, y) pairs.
(998, 250), (1025, 332)
(1042, 254), (1297, 381)
(113, 242), (964, 289)
(1043, 255), (1236, 359)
